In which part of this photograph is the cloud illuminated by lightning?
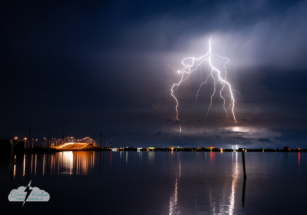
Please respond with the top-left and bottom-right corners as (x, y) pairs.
(170, 38), (237, 123)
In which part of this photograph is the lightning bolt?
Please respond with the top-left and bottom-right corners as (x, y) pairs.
(170, 37), (237, 123)
(194, 73), (210, 103)
(23, 180), (32, 206)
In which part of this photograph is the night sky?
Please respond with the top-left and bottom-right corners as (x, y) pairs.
(2, 0), (307, 148)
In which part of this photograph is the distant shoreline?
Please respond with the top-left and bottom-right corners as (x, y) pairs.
(5, 147), (305, 154)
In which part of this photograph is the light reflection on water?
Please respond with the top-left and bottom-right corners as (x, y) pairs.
(2, 151), (306, 215)
(169, 156), (180, 215)
(168, 152), (239, 215)
(18, 152), (97, 176)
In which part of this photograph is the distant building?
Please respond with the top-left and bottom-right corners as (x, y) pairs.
(205, 146), (216, 150)
(148, 147), (155, 151)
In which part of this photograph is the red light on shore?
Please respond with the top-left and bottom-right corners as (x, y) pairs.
(209, 146), (216, 150)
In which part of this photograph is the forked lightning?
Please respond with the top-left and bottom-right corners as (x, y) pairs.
(170, 38), (237, 123)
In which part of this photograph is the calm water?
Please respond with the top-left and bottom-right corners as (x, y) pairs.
(1, 151), (306, 215)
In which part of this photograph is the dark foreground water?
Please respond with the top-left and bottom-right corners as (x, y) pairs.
(0, 151), (306, 215)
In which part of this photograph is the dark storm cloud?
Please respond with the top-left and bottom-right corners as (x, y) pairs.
(256, 138), (271, 142)
(221, 131), (248, 134)
(146, 126), (280, 148)
(94, 0), (307, 69)
(1, 0), (307, 148)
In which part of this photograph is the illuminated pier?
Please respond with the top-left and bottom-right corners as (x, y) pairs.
(54, 137), (100, 151)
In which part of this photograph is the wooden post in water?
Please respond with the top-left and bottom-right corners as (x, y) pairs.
(242, 149), (247, 179)
(242, 177), (246, 207)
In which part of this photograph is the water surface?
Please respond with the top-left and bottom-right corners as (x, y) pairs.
(1, 151), (306, 214)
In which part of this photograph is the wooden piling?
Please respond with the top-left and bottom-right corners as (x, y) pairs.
(242, 150), (247, 179)
(242, 178), (246, 207)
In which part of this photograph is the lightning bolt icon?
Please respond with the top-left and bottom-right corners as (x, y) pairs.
(170, 37), (237, 124)
(23, 180), (32, 206)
